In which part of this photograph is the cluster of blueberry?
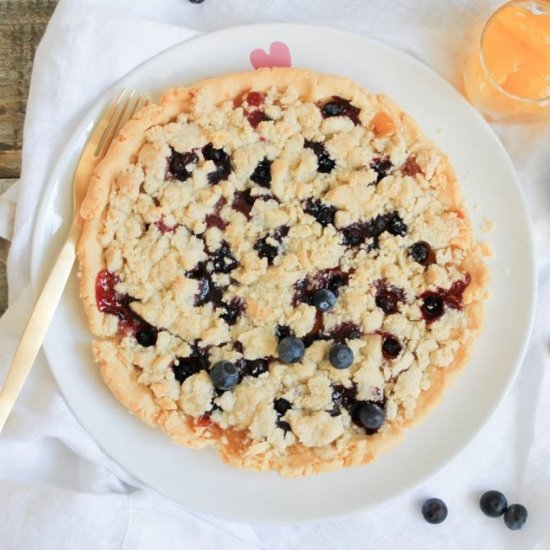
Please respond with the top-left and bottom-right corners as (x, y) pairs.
(422, 491), (528, 530)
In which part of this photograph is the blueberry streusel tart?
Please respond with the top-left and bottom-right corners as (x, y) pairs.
(77, 68), (488, 477)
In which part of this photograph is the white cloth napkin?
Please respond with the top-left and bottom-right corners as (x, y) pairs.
(1, 0), (549, 548)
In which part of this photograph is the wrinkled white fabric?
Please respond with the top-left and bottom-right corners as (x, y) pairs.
(0, 1), (548, 548)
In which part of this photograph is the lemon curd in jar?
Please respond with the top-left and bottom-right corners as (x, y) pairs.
(463, 1), (550, 121)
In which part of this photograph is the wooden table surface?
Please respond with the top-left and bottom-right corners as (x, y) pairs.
(0, 0), (58, 315)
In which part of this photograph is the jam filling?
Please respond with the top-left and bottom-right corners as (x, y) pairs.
(293, 267), (350, 306)
(95, 270), (155, 338)
(401, 156), (422, 176)
(154, 216), (178, 234)
(204, 197), (228, 230)
(340, 211), (407, 249)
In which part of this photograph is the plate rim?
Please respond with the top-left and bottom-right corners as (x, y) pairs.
(29, 22), (537, 524)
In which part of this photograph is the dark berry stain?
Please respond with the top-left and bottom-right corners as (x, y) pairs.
(370, 157), (393, 183)
(275, 325), (292, 340)
(186, 262), (224, 307)
(420, 274), (471, 323)
(154, 216), (178, 234)
(374, 280), (405, 315)
(219, 296), (244, 326)
(204, 197), (228, 230)
(211, 241), (239, 274)
(254, 225), (289, 265)
(304, 140), (336, 173)
(250, 158), (272, 188)
(246, 110), (271, 129)
(232, 189), (274, 220)
(236, 357), (272, 379)
(401, 156), (422, 176)
(293, 267), (350, 306)
(202, 143), (232, 185)
(95, 270), (157, 339)
(167, 148), (198, 182)
(321, 96), (361, 125)
(173, 342), (209, 383)
(303, 198), (336, 227)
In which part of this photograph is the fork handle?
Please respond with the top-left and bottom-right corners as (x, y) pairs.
(0, 220), (80, 432)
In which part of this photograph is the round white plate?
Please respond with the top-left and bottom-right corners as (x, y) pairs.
(31, 24), (536, 523)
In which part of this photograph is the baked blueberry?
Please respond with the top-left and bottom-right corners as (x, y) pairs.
(382, 336), (402, 359)
(504, 504), (528, 530)
(358, 402), (385, 430)
(136, 326), (158, 347)
(375, 292), (399, 315)
(422, 294), (444, 320)
(312, 289), (337, 312)
(480, 490), (508, 518)
(250, 158), (272, 188)
(370, 157), (393, 183)
(210, 360), (239, 391)
(422, 498), (448, 524)
(410, 241), (431, 265)
(329, 343), (354, 369)
(278, 337), (305, 364)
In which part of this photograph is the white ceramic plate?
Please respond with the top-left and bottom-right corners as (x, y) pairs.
(31, 24), (536, 523)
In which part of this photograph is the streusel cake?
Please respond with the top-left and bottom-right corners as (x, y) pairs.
(77, 68), (488, 477)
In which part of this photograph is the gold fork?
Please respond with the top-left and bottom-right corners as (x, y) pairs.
(0, 89), (147, 432)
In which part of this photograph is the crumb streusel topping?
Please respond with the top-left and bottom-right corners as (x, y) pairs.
(78, 69), (488, 477)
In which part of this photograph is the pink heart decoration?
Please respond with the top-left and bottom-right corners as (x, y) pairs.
(250, 41), (292, 69)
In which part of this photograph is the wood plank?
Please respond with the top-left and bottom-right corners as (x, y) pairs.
(0, 178), (16, 315)
(0, 0), (58, 314)
(0, 0), (58, 178)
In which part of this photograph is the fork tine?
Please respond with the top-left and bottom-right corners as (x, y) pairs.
(93, 89), (129, 158)
(95, 89), (135, 159)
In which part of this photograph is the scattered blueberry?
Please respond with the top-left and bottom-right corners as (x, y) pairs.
(303, 198), (336, 227)
(136, 326), (158, 347)
(358, 402), (386, 430)
(422, 498), (448, 524)
(480, 490), (508, 518)
(278, 337), (305, 364)
(312, 289), (337, 312)
(329, 343), (354, 369)
(210, 360), (239, 391)
(382, 336), (402, 359)
(321, 101), (344, 117)
(410, 241), (431, 265)
(421, 294), (444, 321)
(250, 158), (272, 188)
(504, 504), (528, 530)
